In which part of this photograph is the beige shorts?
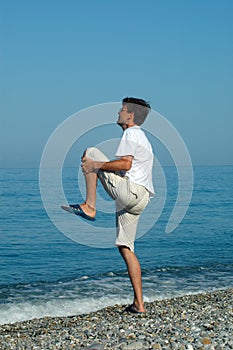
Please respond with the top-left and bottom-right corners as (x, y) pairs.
(85, 147), (150, 252)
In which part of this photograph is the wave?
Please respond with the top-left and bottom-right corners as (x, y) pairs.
(0, 286), (230, 326)
(0, 294), (132, 325)
(0, 263), (233, 325)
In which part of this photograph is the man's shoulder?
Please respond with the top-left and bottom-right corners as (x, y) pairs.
(123, 126), (141, 140)
(125, 126), (142, 135)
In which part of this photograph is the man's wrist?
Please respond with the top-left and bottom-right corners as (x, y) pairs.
(94, 161), (105, 171)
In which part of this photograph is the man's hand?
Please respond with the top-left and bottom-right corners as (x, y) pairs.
(81, 156), (98, 174)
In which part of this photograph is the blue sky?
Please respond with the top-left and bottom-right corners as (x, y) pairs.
(1, 0), (233, 167)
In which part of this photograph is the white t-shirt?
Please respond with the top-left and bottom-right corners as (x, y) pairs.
(115, 126), (155, 197)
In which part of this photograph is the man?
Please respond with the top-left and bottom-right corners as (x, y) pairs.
(62, 97), (155, 313)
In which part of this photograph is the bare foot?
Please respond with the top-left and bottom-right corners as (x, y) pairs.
(134, 306), (145, 313)
(133, 301), (145, 313)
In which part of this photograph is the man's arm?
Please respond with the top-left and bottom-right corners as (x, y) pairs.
(82, 155), (133, 174)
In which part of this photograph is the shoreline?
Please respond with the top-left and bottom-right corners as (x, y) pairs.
(0, 288), (232, 349)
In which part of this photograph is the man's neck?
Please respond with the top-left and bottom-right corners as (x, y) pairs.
(119, 123), (138, 130)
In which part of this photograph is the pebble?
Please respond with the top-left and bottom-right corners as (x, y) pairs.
(0, 288), (232, 349)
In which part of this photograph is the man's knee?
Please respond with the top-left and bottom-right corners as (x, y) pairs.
(84, 147), (109, 162)
(84, 147), (98, 160)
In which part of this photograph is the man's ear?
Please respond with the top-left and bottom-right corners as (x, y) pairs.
(127, 112), (134, 122)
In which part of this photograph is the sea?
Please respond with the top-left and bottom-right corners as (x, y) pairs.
(0, 165), (233, 325)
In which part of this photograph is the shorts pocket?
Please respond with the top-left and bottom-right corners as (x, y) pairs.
(125, 185), (149, 215)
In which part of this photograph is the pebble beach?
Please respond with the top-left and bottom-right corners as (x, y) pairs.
(0, 289), (232, 350)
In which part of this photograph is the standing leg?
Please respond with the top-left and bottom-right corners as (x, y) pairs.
(119, 246), (145, 312)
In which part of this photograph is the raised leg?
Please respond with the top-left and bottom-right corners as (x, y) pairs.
(79, 149), (100, 218)
(79, 171), (97, 218)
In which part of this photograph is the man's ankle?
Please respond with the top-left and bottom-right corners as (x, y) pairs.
(85, 203), (96, 211)
(133, 301), (144, 311)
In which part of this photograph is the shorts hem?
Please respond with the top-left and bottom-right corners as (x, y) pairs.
(115, 243), (134, 252)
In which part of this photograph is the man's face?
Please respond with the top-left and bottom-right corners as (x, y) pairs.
(117, 105), (131, 127)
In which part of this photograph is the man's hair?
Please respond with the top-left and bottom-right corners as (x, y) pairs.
(122, 97), (151, 126)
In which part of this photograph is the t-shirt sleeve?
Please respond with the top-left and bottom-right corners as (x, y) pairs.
(115, 129), (137, 158)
